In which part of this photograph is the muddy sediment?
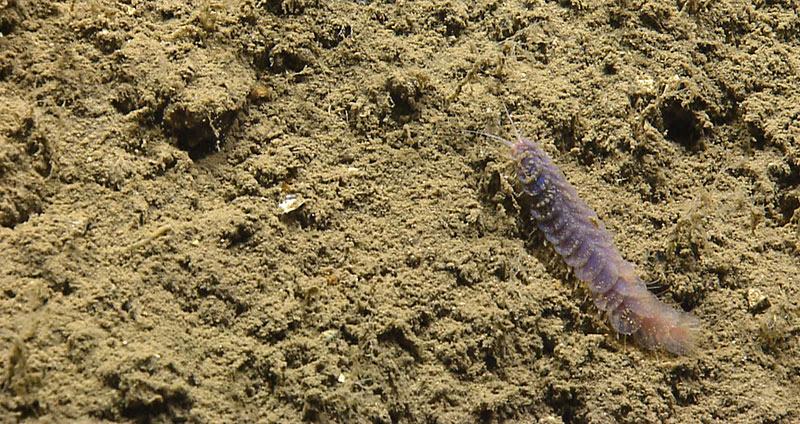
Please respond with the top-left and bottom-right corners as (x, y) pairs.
(1, 1), (799, 422)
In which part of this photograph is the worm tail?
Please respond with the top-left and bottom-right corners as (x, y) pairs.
(596, 273), (700, 355)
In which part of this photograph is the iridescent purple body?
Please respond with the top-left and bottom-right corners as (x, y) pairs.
(508, 137), (699, 355)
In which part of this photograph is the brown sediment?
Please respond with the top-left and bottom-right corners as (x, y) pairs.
(1, 0), (799, 422)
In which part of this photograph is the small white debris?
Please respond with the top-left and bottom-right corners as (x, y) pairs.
(278, 194), (305, 214)
(747, 288), (770, 313)
(322, 329), (340, 342)
(637, 77), (655, 92)
(337, 373), (346, 383)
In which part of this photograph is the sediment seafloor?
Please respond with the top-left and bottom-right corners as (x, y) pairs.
(1, 1), (798, 422)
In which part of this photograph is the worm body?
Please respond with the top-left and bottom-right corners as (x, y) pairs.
(487, 118), (700, 355)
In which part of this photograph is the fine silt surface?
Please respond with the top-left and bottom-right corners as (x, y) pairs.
(1, 1), (799, 423)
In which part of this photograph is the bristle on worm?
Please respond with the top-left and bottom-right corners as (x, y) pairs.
(472, 106), (701, 355)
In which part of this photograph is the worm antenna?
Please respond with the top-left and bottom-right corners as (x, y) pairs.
(502, 103), (522, 143)
(460, 129), (514, 147)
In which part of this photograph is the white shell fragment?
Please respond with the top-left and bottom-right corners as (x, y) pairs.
(278, 194), (306, 214)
